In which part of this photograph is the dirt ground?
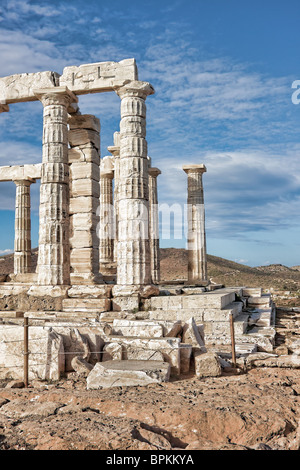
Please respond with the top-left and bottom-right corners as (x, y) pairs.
(0, 305), (300, 452)
(0, 365), (299, 451)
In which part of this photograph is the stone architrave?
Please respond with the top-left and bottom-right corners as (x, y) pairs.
(148, 167), (161, 284)
(34, 86), (78, 286)
(68, 114), (102, 284)
(115, 81), (155, 287)
(13, 179), (35, 274)
(183, 164), (208, 285)
(99, 158), (115, 274)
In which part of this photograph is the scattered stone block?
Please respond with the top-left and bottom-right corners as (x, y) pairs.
(194, 351), (222, 378)
(180, 344), (192, 374)
(71, 356), (93, 376)
(86, 360), (170, 389)
(102, 342), (123, 362)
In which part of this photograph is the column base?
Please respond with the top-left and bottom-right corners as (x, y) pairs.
(185, 279), (210, 287)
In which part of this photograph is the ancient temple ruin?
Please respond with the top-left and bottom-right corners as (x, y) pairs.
(0, 59), (276, 386)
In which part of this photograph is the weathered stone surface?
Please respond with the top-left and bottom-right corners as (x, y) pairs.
(62, 298), (111, 313)
(0, 164), (41, 182)
(71, 356), (93, 376)
(108, 336), (181, 375)
(86, 360), (170, 389)
(67, 285), (112, 299)
(112, 319), (163, 338)
(0, 71), (60, 104)
(182, 318), (206, 351)
(194, 351), (222, 378)
(112, 295), (140, 312)
(0, 326), (64, 381)
(102, 342), (123, 362)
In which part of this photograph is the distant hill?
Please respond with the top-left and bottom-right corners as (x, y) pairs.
(1, 247), (300, 295)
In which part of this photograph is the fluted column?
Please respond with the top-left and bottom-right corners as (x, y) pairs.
(108, 131), (120, 263)
(13, 179), (34, 274)
(183, 164), (208, 285)
(115, 81), (155, 287)
(34, 86), (78, 286)
(99, 166), (114, 272)
(148, 167), (161, 284)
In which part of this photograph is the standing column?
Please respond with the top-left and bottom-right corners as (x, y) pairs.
(183, 164), (208, 285)
(115, 81), (155, 287)
(34, 86), (78, 286)
(148, 167), (161, 284)
(108, 131), (120, 263)
(68, 114), (102, 284)
(13, 179), (34, 274)
(99, 164), (115, 274)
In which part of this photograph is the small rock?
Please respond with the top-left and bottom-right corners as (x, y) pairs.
(5, 380), (25, 389)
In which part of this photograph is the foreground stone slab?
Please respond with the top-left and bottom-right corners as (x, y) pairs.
(194, 351), (222, 378)
(86, 360), (170, 389)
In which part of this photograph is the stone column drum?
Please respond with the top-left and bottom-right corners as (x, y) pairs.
(13, 179), (34, 274)
(115, 81), (155, 286)
(99, 164), (115, 273)
(68, 114), (101, 284)
(34, 86), (77, 286)
(148, 167), (161, 284)
(183, 164), (208, 285)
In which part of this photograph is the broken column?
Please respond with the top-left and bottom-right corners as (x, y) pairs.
(34, 86), (77, 286)
(114, 81), (155, 287)
(183, 164), (208, 285)
(68, 114), (102, 284)
(148, 167), (161, 284)
(13, 179), (34, 274)
(99, 157), (115, 274)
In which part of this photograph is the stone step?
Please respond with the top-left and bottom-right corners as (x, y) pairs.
(203, 313), (249, 337)
(0, 311), (24, 319)
(62, 298), (111, 313)
(149, 289), (237, 311)
(148, 301), (243, 323)
(104, 335), (182, 375)
(248, 308), (273, 328)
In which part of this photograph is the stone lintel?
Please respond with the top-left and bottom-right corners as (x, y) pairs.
(183, 164), (207, 174)
(0, 164), (41, 182)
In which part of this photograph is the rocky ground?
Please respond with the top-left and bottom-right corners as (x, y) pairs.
(0, 307), (300, 451)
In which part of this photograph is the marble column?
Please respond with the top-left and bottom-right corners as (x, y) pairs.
(99, 164), (114, 273)
(183, 164), (208, 285)
(68, 114), (101, 284)
(34, 86), (78, 286)
(115, 81), (155, 287)
(13, 179), (34, 274)
(148, 167), (161, 284)
(108, 131), (120, 263)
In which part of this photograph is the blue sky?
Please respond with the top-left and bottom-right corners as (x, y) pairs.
(0, 0), (300, 267)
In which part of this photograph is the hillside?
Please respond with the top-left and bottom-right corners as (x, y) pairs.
(1, 248), (300, 304)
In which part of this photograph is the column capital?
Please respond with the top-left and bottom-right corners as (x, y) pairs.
(0, 104), (9, 113)
(115, 80), (155, 100)
(183, 164), (207, 175)
(33, 86), (78, 108)
(148, 167), (161, 178)
(13, 178), (36, 186)
(107, 145), (120, 157)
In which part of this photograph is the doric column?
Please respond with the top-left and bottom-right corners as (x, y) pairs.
(13, 179), (34, 274)
(183, 164), (208, 285)
(68, 114), (102, 284)
(108, 131), (120, 263)
(34, 86), (78, 286)
(148, 167), (161, 284)
(115, 81), (155, 287)
(99, 163), (114, 273)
